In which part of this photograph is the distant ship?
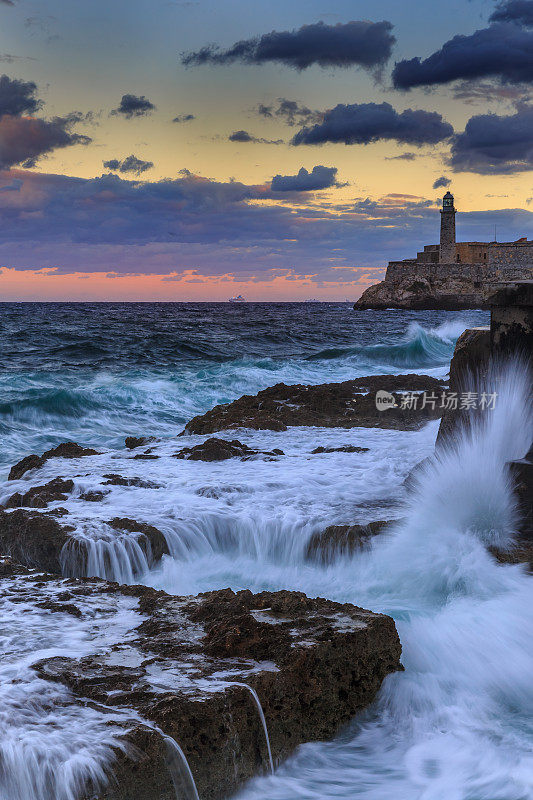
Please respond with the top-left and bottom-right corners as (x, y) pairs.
(228, 295), (246, 303)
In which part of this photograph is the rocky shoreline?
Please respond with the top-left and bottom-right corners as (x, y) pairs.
(1, 281), (532, 799)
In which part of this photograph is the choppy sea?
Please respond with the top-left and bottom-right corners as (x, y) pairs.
(2, 302), (533, 800)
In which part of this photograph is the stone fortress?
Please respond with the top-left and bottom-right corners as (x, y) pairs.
(355, 192), (533, 310)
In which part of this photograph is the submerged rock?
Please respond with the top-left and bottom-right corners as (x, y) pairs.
(174, 437), (284, 462)
(306, 520), (393, 563)
(125, 436), (156, 449)
(9, 442), (101, 480)
(311, 445), (369, 454)
(16, 576), (402, 800)
(183, 374), (445, 435)
(107, 517), (169, 561)
(3, 477), (74, 508)
(102, 474), (161, 489)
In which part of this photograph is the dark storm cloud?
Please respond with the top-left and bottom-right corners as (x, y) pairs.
(291, 102), (453, 147)
(256, 98), (323, 126)
(450, 105), (533, 173)
(490, 0), (533, 26)
(181, 20), (395, 71)
(228, 129), (282, 144)
(103, 154), (154, 174)
(433, 176), (451, 189)
(0, 74), (41, 117)
(271, 165), (339, 192)
(0, 113), (91, 169)
(172, 113), (195, 123)
(0, 1), (15, 6)
(392, 23), (533, 89)
(111, 94), (156, 118)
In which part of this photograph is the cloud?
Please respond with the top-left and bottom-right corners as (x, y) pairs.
(0, 113), (91, 169)
(0, 176), (21, 190)
(271, 165), (340, 192)
(291, 102), (453, 147)
(450, 105), (533, 173)
(385, 152), (417, 161)
(181, 20), (395, 71)
(256, 98), (323, 126)
(0, 74), (41, 117)
(111, 94), (156, 118)
(0, 1), (15, 7)
(0, 168), (531, 283)
(228, 129), (282, 144)
(392, 23), (533, 89)
(452, 79), (531, 105)
(433, 175), (451, 188)
(103, 154), (154, 174)
(172, 113), (195, 123)
(490, 0), (533, 26)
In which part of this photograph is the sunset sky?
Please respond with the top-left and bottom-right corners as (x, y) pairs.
(0, 0), (532, 300)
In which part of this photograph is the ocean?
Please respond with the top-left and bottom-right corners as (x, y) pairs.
(2, 302), (533, 800)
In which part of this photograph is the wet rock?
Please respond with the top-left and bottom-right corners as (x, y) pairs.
(489, 541), (533, 572)
(133, 453), (159, 460)
(3, 477), (74, 508)
(0, 508), (74, 573)
(79, 490), (107, 502)
(107, 518), (169, 561)
(311, 445), (369, 454)
(183, 374), (445, 435)
(436, 327), (491, 447)
(9, 442), (101, 480)
(23, 579), (401, 800)
(305, 520), (393, 563)
(174, 437), (284, 462)
(125, 436), (156, 449)
(102, 474), (161, 489)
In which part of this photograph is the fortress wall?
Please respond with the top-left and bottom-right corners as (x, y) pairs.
(385, 261), (488, 282)
(489, 242), (533, 270)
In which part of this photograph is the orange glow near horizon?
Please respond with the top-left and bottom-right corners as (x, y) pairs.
(0, 268), (380, 302)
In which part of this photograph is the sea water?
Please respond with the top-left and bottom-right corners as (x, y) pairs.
(2, 302), (532, 800)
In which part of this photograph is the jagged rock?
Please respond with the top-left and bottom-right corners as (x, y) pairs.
(125, 436), (156, 449)
(19, 577), (401, 800)
(107, 517), (169, 561)
(354, 275), (491, 311)
(9, 442), (101, 480)
(183, 374), (445, 435)
(133, 453), (159, 460)
(436, 327), (491, 447)
(174, 437), (284, 462)
(102, 474), (161, 489)
(3, 477), (74, 508)
(0, 508), (74, 572)
(306, 520), (393, 563)
(311, 445), (369, 454)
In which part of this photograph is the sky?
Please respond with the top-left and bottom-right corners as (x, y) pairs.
(0, 0), (532, 301)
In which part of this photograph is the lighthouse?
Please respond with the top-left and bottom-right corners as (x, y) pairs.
(439, 191), (456, 263)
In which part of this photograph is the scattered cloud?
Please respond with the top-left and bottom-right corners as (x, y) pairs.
(0, 113), (91, 169)
(385, 152), (417, 161)
(228, 129), (283, 144)
(450, 105), (533, 173)
(433, 176), (451, 188)
(255, 98), (323, 127)
(490, 0), (533, 26)
(291, 102), (453, 147)
(452, 79), (531, 105)
(103, 154), (154, 174)
(0, 74), (41, 117)
(111, 94), (156, 118)
(271, 165), (340, 191)
(172, 113), (195, 123)
(392, 23), (533, 89)
(0, 176), (21, 191)
(0, 1), (15, 6)
(181, 20), (395, 72)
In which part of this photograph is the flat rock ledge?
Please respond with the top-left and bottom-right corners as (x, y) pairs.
(183, 374), (445, 435)
(1, 568), (402, 800)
